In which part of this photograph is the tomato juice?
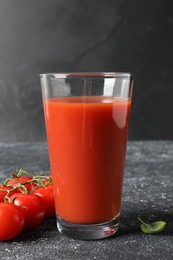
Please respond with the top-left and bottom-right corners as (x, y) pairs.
(44, 96), (131, 224)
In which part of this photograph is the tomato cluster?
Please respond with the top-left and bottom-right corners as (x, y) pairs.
(0, 169), (55, 241)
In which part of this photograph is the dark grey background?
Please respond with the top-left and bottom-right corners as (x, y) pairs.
(0, 0), (173, 141)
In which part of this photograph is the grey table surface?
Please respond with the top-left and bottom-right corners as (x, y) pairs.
(0, 141), (173, 260)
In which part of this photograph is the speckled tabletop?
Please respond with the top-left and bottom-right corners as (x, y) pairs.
(0, 141), (173, 260)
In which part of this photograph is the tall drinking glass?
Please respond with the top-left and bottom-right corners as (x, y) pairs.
(40, 72), (133, 240)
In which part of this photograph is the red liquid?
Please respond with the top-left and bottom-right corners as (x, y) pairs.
(44, 96), (131, 224)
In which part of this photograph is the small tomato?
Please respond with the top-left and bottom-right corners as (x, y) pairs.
(7, 176), (37, 192)
(11, 193), (46, 228)
(33, 184), (55, 218)
(0, 185), (21, 202)
(0, 202), (25, 241)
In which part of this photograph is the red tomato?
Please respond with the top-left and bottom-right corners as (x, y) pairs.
(11, 193), (46, 228)
(0, 202), (25, 241)
(0, 185), (21, 202)
(33, 185), (55, 218)
(7, 176), (37, 192)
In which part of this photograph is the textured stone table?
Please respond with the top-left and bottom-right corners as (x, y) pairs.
(0, 141), (173, 260)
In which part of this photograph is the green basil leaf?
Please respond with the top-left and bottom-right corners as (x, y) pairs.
(138, 217), (166, 234)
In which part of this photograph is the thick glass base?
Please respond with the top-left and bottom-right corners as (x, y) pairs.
(56, 215), (120, 240)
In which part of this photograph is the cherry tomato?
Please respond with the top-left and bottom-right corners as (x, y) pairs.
(33, 185), (55, 218)
(0, 202), (25, 241)
(0, 185), (21, 202)
(7, 176), (37, 192)
(11, 193), (46, 228)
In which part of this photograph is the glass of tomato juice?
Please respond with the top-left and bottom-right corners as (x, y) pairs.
(40, 72), (133, 240)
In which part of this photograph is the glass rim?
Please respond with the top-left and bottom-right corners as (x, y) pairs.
(40, 72), (134, 79)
